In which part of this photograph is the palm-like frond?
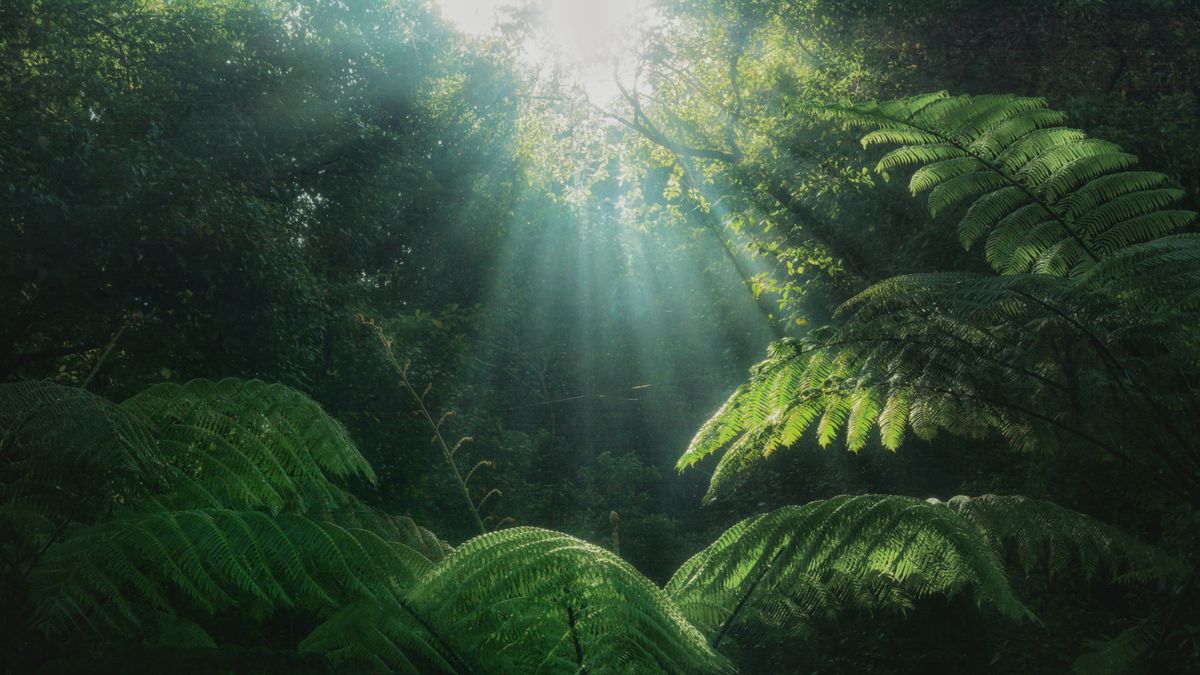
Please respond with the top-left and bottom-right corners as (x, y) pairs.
(5, 378), (467, 671)
(667, 495), (1024, 641)
(684, 93), (1200, 502)
(666, 495), (1178, 644)
(1077, 233), (1200, 311)
(0, 381), (164, 478)
(316, 509), (454, 563)
(300, 599), (460, 674)
(122, 378), (375, 512)
(804, 93), (1197, 274)
(30, 508), (435, 636)
(938, 495), (1180, 582)
(407, 527), (731, 674)
(681, 263), (1200, 501)
(1, 381), (166, 572)
(8, 373), (1183, 673)
(1071, 620), (1163, 675)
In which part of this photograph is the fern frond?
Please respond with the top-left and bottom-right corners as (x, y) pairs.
(300, 599), (459, 674)
(909, 156), (987, 194)
(30, 508), (431, 636)
(1072, 621), (1163, 675)
(408, 527), (732, 674)
(666, 495), (1027, 641)
(0, 381), (165, 498)
(937, 495), (1182, 582)
(1, 381), (167, 566)
(680, 265), (1200, 502)
(806, 93), (1197, 274)
(122, 378), (374, 512)
(1078, 234), (1200, 311)
(667, 495), (1176, 643)
(876, 143), (968, 173)
(317, 508), (454, 563)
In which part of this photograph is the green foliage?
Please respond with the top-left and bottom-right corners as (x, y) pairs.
(7, 376), (1173, 673)
(2, 378), (444, 663)
(6, 0), (1200, 669)
(0, 0), (522, 387)
(684, 271), (1158, 484)
(683, 95), (1200, 505)
(300, 599), (458, 673)
(1, 381), (166, 579)
(409, 527), (731, 673)
(939, 495), (1179, 583)
(124, 378), (376, 512)
(30, 508), (433, 636)
(1071, 621), (1163, 675)
(307, 528), (734, 673)
(803, 92), (1197, 275)
(667, 495), (1177, 643)
(303, 498), (1171, 673)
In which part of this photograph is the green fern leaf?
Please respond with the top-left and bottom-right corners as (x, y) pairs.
(123, 378), (374, 512)
(669, 495), (1175, 644)
(408, 527), (732, 674)
(808, 93), (1196, 274)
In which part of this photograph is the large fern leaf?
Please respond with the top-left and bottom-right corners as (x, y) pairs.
(30, 508), (435, 637)
(681, 265), (1200, 501)
(1, 381), (168, 574)
(804, 93), (1197, 274)
(122, 378), (375, 512)
(666, 495), (1178, 644)
(300, 599), (460, 674)
(666, 495), (1025, 641)
(1071, 620), (1164, 675)
(407, 527), (731, 674)
(316, 509), (454, 564)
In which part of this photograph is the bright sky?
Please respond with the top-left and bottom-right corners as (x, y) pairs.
(435, 0), (649, 102)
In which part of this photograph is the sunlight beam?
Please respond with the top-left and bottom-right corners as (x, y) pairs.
(435, 0), (652, 102)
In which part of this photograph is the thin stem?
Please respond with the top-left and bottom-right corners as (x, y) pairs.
(362, 318), (486, 534)
(17, 516), (71, 582)
(80, 323), (127, 391)
(396, 597), (474, 675)
(566, 603), (586, 672)
(713, 548), (783, 648)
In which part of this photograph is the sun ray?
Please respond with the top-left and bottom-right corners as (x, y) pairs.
(435, 0), (656, 102)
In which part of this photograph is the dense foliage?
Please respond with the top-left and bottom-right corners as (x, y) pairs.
(4, 0), (1200, 672)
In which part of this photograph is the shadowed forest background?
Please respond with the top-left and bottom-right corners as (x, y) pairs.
(3, 1), (1200, 672)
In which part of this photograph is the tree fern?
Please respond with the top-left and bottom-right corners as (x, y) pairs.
(666, 495), (1180, 646)
(123, 378), (376, 513)
(679, 130), (1200, 497)
(680, 267), (1200, 502)
(1, 381), (166, 578)
(301, 527), (736, 673)
(937, 495), (1179, 583)
(406, 527), (731, 674)
(300, 599), (461, 674)
(29, 508), (437, 637)
(317, 509), (454, 564)
(7, 378), (1183, 672)
(1, 378), (377, 531)
(8, 379), (730, 673)
(1, 377), (478, 673)
(1071, 620), (1164, 675)
(0, 381), (164, 479)
(803, 92), (1197, 274)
